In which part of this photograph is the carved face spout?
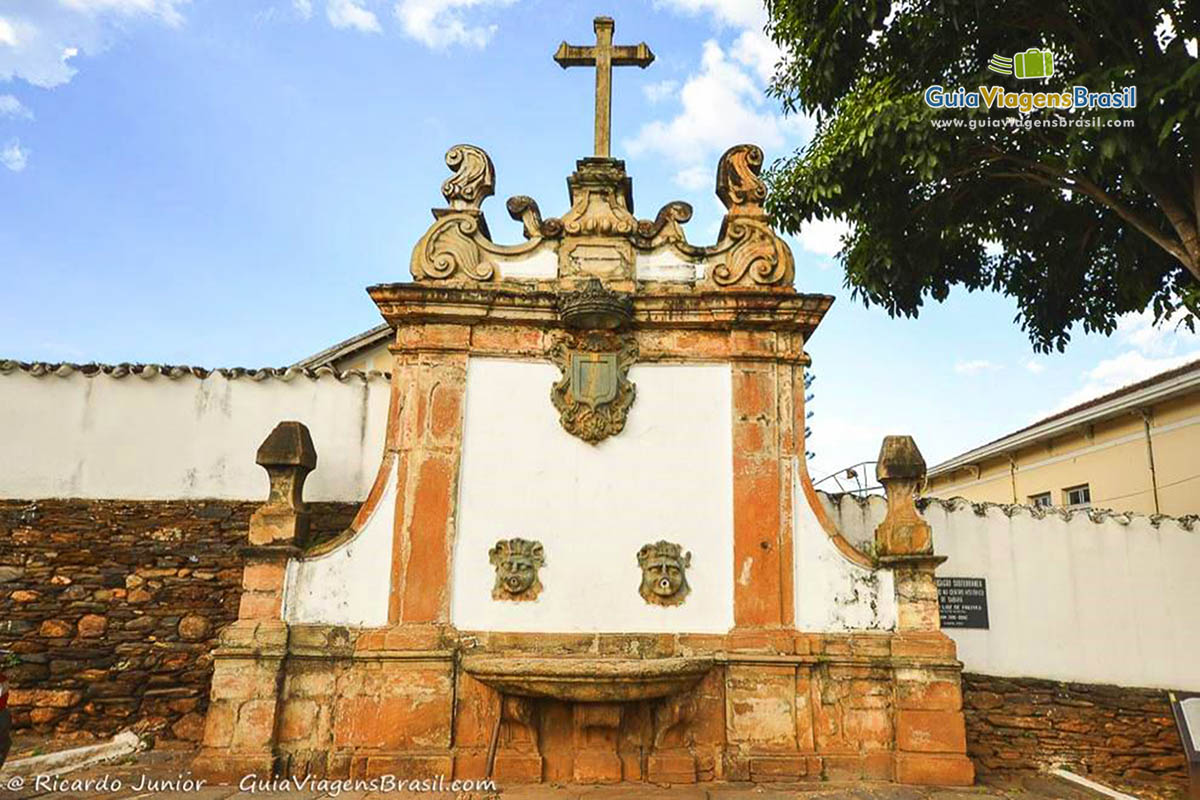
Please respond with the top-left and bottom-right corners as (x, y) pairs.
(645, 558), (685, 597)
(489, 538), (545, 601)
(500, 557), (537, 595)
(638, 541), (691, 606)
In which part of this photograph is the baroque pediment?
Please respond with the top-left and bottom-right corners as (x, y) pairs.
(409, 143), (794, 289)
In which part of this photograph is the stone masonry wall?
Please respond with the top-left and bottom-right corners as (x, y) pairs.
(0, 499), (357, 744)
(964, 673), (1188, 797)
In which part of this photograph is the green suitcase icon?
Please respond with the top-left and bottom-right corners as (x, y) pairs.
(1014, 48), (1053, 79)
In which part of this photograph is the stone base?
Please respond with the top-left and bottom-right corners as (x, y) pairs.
(647, 750), (697, 783)
(895, 753), (975, 785)
(573, 749), (623, 783)
(194, 628), (975, 787)
(493, 752), (543, 782)
(191, 751), (274, 784)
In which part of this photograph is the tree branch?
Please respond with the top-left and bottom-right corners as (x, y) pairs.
(990, 150), (1198, 278)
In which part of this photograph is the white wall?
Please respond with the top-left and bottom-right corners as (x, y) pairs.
(822, 493), (1200, 691)
(794, 473), (896, 632)
(0, 365), (389, 502)
(451, 358), (735, 633)
(284, 462), (396, 626)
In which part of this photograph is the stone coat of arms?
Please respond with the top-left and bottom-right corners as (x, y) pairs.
(549, 332), (637, 444)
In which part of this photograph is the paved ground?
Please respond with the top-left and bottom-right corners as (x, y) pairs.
(0, 747), (1130, 800)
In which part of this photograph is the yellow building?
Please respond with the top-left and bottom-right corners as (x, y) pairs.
(926, 358), (1200, 516)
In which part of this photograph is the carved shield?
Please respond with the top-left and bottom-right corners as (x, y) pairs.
(570, 351), (619, 408)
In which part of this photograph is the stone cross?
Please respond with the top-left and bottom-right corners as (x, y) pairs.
(554, 16), (654, 159)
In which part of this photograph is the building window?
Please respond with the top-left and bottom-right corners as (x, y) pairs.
(1028, 492), (1052, 508)
(1063, 484), (1091, 508)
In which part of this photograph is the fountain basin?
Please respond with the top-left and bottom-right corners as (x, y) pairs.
(461, 655), (713, 702)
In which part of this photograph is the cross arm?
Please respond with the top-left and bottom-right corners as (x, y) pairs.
(610, 43), (654, 67)
(554, 42), (596, 68)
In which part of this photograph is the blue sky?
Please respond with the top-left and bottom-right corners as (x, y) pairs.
(2, 0), (1198, 479)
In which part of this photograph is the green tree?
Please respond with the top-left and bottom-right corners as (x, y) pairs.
(764, 0), (1199, 351)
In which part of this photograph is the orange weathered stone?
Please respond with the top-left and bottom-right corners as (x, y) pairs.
(894, 752), (975, 785)
(897, 709), (968, 753)
(241, 562), (286, 592)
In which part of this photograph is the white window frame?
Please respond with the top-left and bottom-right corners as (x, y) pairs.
(1063, 483), (1091, 509)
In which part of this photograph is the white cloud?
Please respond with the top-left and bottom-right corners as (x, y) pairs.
(797, 217), (849, 259)
(1039, 307), (1200, 416)
(1024, 359), (1046, 374)
(327, 0), (381, 33)
(625, 39), (790, 185)
(2, 139), (29, 171)
(729, 29), (779, 83)
(653, 0), (767, 30)
(643, 79), (678, 104)
(805, 414), (891, 489)
(0, 1), (186, 88)
(674, 164), (710, 190)
(954, 359), (1001, 375)
(1114, 307), (1199, 356)
(60, 0), (189, 27)
(0, 94), (33, 119)
(293, 0), (314, 20)
(394, 0), (514, 49)
(1047, 350), (1199, 414)
(0, 17), (19, 47)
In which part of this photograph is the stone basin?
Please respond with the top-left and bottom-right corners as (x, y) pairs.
(461, 655), (714, 703)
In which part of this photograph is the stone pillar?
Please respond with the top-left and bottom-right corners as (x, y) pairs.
(387, 323), (469, 629)
(874, 435), (974, 786)
(729, 334), (803, 636)
(193, 422), (316, 781)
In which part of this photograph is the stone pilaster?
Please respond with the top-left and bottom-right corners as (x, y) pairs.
(386, 323), (469, 628)
(193, 422), (315, 781)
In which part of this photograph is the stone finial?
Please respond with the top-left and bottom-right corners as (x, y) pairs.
(441, 144), (495, 211)
(256, 421), (316, 511)
(715, 144), (766, 215)
(876, 435), (926, 482)
(251, 421), (316, 547)
(874, 435), (932, 556)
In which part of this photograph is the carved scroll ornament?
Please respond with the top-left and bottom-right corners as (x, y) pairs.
(412, 214), (496, 281)
(706, 143), (795, 288)
(709, 218), (795, 287)
(411, 144), (552, 282)
(442, 144), (495, 210)
(715, 143), (767, 214)
(548, 331), (637, 444)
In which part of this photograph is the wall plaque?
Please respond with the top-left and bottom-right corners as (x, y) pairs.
(935, 576), (989, 629)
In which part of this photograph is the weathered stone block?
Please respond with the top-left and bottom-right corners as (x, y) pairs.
(894, 752), (975, 785)
(493, 752), (544, 782)
(897, 709), (967, 753)
(647, 751), (697, 783)
(725, 665), (797, 749)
